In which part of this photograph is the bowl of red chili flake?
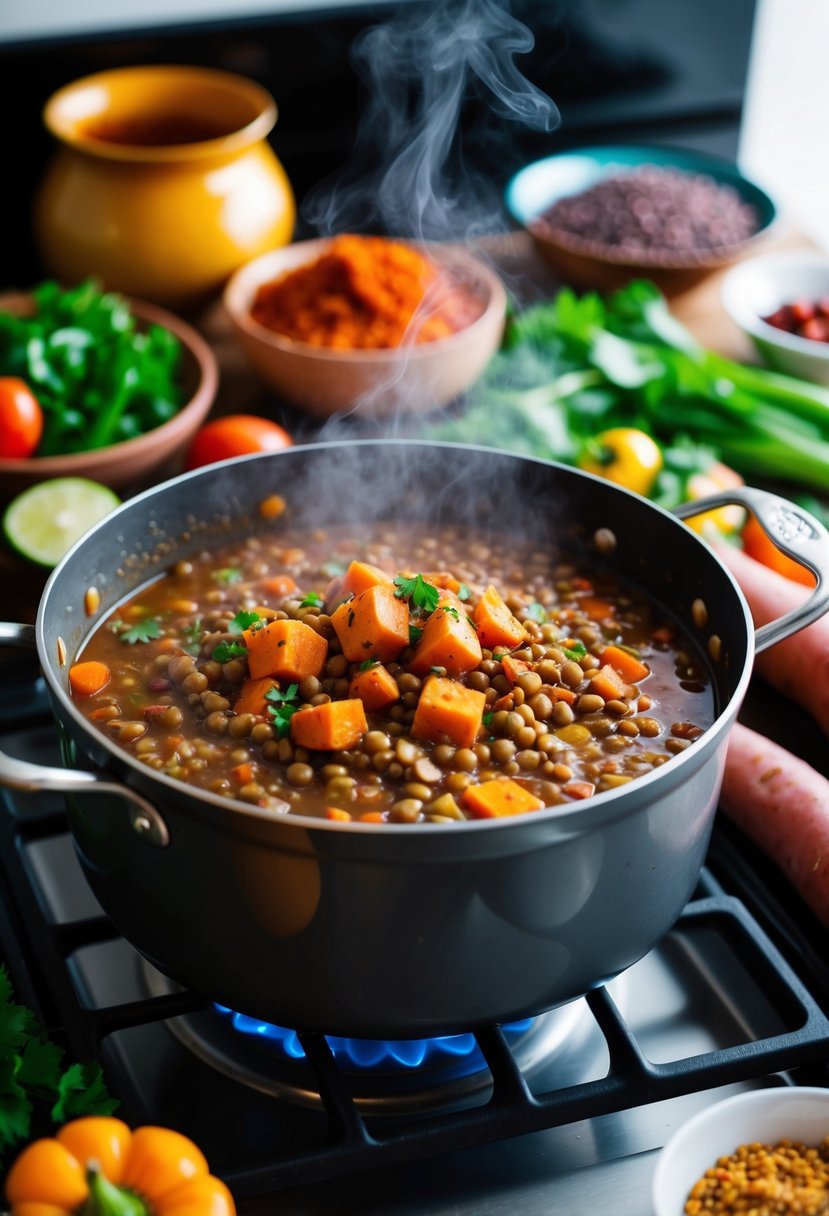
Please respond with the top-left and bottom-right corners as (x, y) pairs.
(652, 1086), (829, 1216)
(223, 234), (506, 418)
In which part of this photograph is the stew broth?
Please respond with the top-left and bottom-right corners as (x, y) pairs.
(71, 520), (715, 823)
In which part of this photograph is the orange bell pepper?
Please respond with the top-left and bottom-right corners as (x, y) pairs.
(5, 1117), (235, 1216)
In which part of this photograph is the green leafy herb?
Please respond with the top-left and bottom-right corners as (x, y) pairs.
(457, 583), (471, 601)
(0, 966), (116, 1155)
(265, 683), (301, 738)
(426, 277), (829, 498)
(181, 618), (203, 655)
(483, 711), (494, 728)
(359, 658), (380, 671)
(228, 609), (261, 636)
(212, 567), (243, 586)
(563, 641), (588, 661)
(409, 624), (423, 647)
(0, 279), (183, 456)
(119, 617), (162, 645)
(393, 573), (440, 615)
(299, 592), (324, 609)
(212, 640), (248, 663)
(526, 602), (547, 623)
(321, 559), (346, 578)
(442, 605), (460, 621)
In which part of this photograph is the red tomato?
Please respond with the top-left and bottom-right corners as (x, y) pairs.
(184, 415), (293, 470)
(0, 378), (44, 458)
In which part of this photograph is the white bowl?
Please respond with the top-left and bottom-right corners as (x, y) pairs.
(652, 1085), (829, 1216)
(721, 251), (829, 385)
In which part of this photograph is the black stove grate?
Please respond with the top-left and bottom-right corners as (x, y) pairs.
(2, 693), (829, 1201)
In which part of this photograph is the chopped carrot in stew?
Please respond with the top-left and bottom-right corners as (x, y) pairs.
(70, 520), (714, 824)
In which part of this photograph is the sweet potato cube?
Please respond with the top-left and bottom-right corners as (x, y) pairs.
(461, 778), (545, 819)
(410, 676), (485, 749)
(348, 664), (401, 712)
(473, 585), (528, 650)
(589, 664), (627, 703)
(233, 676), (278, 717)
(341, 560), (393, 598)
(409, 599), (483, 677)
(600, 645), (650, 685)
(330, 584), (409, 664)
(243, 618), (328, 681)
(290, 699), (368, 750)
(501, 655), (531, 685)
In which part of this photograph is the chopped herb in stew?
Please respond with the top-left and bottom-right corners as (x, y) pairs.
(69, 522), (714, 824)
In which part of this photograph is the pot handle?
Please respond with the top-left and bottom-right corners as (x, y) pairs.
(673, 485), (829, 654)
(0, 622), (169, 847)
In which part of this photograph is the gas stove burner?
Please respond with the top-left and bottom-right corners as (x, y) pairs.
(142, 962), (604, 1115)
(214, 1004), (534, 1072)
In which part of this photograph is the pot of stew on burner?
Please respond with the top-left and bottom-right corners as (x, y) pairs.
(0, 441), (827, 1037)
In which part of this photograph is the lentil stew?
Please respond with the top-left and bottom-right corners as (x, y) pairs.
(71, 519), (714, 824)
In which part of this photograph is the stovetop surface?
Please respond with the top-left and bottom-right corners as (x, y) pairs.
(1, 674), (829, 1215)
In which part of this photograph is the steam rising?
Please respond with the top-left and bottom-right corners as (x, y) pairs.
(304, 0), (559, 241)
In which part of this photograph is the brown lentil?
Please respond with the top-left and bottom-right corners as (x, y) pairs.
(684, 1137), (829, 1216)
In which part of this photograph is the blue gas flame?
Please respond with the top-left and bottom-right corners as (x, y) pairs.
(215, 1005), (532, 1071)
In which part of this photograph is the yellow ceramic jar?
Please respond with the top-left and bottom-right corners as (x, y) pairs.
(35, 65), (296, 308)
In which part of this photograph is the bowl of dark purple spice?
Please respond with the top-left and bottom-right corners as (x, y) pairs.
(505, 145), (777, 296)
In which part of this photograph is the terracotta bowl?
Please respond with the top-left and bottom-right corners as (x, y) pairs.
(505, 145), (777, 298)
(222, 238), (507, 418)
(0, 293), (218, 499)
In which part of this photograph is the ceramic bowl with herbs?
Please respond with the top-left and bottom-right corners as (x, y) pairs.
(506, 145), (777, 296)
(0, 280), (218, 498)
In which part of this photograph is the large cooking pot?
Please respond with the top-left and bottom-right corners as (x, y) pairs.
(2, 441), (828, 1037)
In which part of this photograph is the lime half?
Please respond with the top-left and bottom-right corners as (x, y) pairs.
(4, 477), (121, 568)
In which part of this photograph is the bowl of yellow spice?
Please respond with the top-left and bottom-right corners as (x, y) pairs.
(652, 1086), (829, 1216)
(223, 234), (507, 418)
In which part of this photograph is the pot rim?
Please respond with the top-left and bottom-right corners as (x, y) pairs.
(35, 438), (756, 837)
(43, 64), (277, 164)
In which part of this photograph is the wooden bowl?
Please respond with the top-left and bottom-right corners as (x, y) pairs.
(505, 145), (777, 298)
(0, 293), (218, 500)
(222, 238), (507, 418)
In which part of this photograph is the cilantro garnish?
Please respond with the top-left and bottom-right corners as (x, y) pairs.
(299, 592), (324, 609)
(483, 711), (494, 728)
(0, 966), (116, 1153)
(321, 559), (346, 578)
(119, 618), (162, 645)
(458, 583), (471, 601)
(409, 624), (423, 647)
(181, 619), (203, 655)
(228, 609), (260, 636)
(393, 573), (440, 616)
(212, 640), (248, 664)
(563, 641), (588, 661)
(359, 658), (380, 671)
(265, 683), (301, 738)
(526, 602), (547, 623)
(442, 605), (460, 622)
(212, 567), (243, 586)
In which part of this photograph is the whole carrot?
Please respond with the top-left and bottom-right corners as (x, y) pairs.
(717, 544), (829, 738)
(721, 722), (829, 925)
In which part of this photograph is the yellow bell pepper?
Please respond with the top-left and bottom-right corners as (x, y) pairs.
(4, 1117), (235, 1216)
(578, 428), (663, 497)
(685, 460), (745, 537)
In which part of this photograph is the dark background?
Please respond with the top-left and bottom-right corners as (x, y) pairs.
(0, 0), (757, 286)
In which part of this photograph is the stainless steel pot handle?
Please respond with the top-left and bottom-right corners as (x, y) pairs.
(673, 485), (829, 654)
(0, 622), (169, 847)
